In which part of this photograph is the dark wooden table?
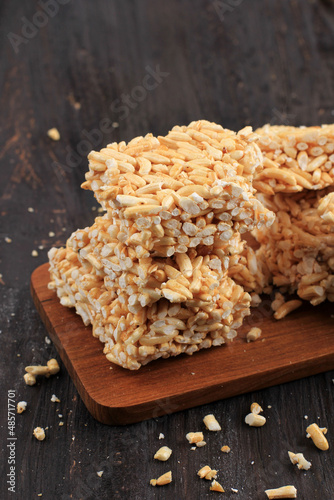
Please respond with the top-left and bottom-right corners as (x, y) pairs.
(1, 1), (334, 498)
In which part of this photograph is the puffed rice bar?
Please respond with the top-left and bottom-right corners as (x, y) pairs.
(255, 124), (334, 194)
(252, 188), (334, 305)
(48, 246), (251, 370)
(67, 214), (246, 309)
(81, 120), (275, 249)
(48, 120), (277, 370)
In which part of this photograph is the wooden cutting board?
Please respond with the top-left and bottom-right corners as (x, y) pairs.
(31, 263), (334, 425)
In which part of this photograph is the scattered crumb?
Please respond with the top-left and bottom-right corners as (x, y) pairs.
(267, 405), (272, 409)
(37, 494), (42, 497)
(231, 488), (239, 493)
(17, 401), (27, 414)
(245, 412), (266, 427)
(27, 207), (34, 213)
(210, 480), (225, 492)
(251, 461), (254, 465)
(250, 292), (262, 307)
(186, 432), (204, 444)
(38, 245), (44, 250)
(59, 422), (64, 426)
(265, 486), (297, 499)
(97, 207), (104, 213)
(250, 402), (263, 414)
(31, 250), (38, 257)
(306, 423), (329, 450)
(154, 446), (172, 461)
(51, 394), (60, 403)
(190, 447), (196, 451)
(58, 414), (63, 418)
(91, 206), (97, 211)
(47, 128), (60, 141)
(112, 122), (119, 128)
(150, 471), (172, 486)
(288, 451), (312, 470)
(96, 471), (103, 478)
(45, 336), (51, 344)
(304, 415), (308, 420)
(5, 237), (12, 243)
(198, 466), (217, 480)
(25, 359), (59, 381)
(271, 292), (285, 312)
(246, 327), (262, 342)
(274, 299), (302, 320)
(203, 414), (221, 431)
(196, 441), (206, 447)
(17, 354), (21, 357)
(33, 427), (45, 441)
(245, 402), (266, 427)
(159, 433), (165, 440)
(221, 445), (231, 453)
(24, 372), (36, 386)
(49, 231), (55, 237)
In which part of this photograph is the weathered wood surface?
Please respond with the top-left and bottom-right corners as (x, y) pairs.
(1, 0), (334, 498)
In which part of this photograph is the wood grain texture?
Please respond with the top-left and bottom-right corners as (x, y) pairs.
(1, 0), (334, 498)
(31, 263), (334, 426)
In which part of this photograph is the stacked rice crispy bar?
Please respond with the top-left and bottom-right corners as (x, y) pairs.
(49, 120), (275, 369)
(48, 121), (334, 369)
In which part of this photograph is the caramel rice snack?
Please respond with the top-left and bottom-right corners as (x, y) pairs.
(49, 246), (251, 370)
(252, 188), (334, 305)
(48, 120), (275, 369)
(255, 124), (334, 194)
(82, 120), (274, 252)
